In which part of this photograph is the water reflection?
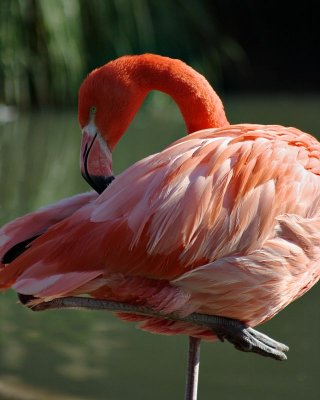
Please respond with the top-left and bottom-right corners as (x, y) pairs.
(0, 94), (319, 399)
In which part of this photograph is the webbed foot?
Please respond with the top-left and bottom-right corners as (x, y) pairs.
(213, 319), (289, 360)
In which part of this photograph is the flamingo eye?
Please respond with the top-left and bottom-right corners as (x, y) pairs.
(90, 106), (97, 116)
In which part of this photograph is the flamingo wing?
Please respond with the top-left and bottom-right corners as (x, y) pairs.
(1, 124), (319, 326)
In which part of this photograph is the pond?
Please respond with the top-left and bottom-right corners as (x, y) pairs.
(0, 94), (320, 399)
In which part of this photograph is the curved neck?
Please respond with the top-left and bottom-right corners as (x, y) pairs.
(129, 54), (229, 133)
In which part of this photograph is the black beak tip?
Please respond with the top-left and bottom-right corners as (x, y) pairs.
(82, 173), (115, 194)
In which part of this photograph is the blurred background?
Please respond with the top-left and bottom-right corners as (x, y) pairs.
(1, 0), (320, 108)
(0, 1), (319, 399)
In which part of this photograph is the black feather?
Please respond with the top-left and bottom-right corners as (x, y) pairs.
(2, 235), (41, 264)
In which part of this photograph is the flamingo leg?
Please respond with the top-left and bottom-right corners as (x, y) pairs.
(30, 296), (289, 361)
(185, 337), (201, 400)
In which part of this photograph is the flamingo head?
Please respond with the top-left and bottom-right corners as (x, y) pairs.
(78, 53), (228, 194)
(78, 58), (147, 193)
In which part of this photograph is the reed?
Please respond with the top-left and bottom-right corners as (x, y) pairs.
(0, 0), (242, 108)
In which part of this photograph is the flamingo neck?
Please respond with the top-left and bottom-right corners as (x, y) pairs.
(84, 54), (230, 150)
(129, 54), (229, 133)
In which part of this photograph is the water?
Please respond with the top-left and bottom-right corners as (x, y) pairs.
(1, 94), (320, 400)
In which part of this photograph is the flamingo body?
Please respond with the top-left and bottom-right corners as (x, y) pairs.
(1, 122), (319, 338)
(1, 54), (319, 340)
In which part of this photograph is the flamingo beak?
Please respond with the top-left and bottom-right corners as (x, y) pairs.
(80, 127), (114, 194)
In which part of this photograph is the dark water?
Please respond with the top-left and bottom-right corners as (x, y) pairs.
(0, 94), (319, 400)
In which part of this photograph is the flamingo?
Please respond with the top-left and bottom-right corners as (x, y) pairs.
(1, 54), (320, 399)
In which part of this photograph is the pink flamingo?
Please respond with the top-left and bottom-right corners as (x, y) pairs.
(1, 54), (319, 399)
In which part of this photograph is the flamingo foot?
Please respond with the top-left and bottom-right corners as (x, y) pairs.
(185, 314), (289, 361)
(215, 324), (288, 361)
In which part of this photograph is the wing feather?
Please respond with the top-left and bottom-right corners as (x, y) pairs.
(0, 191), (97, 269)
(1, 124), (319, 304)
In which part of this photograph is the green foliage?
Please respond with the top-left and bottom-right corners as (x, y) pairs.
(0, 0), (84, 107)
(0, 0), (243, 108)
